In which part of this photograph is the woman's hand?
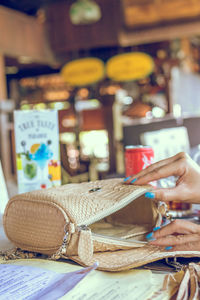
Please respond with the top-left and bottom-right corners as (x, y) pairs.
(124, 152), (200, 204)
(147, 219), (200, 251)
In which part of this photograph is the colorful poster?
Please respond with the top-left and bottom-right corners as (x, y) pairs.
(14, 110), (61, 193)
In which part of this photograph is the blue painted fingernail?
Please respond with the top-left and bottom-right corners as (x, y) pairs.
(146, 232), (156, 241)
(130, 178), (137, 184)
(145, 192), (155, 199)
(165, 246), (173, 251)
(123, 176), (131, 182)
(153, 226), (161, 232)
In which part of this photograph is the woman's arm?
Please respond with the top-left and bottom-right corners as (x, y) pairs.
(124, 152), (200, 250)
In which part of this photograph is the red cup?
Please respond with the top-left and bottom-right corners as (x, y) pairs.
(125, 145), (154, 177)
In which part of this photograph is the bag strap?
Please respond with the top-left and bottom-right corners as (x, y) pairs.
(78, 227), (93, 265)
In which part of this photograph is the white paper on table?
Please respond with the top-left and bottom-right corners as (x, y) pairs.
(64, 268), (166, 300)
(0, 262), (98, 300)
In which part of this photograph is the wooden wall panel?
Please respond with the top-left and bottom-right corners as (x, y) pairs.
(0, 6), (56, 65)
(123, 0), (200, 28)
(58, 108), (77, 133)
(45, 0), (122, 55)
(119, 19), (200, 46)
(80, 109), (105, 131)
(45, 0), (200, 57)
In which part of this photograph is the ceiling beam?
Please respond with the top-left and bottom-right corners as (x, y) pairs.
(119, 20), (200, 46)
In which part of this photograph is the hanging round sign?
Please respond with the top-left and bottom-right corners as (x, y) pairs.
(106, 52), (154, 82)
(61, 57), (105, 86)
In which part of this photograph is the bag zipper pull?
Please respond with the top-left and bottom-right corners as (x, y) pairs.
(51, 223), (72, 260)
(78, 225), (89, 231)
(78, 225), (94, 266)
(60, 231), (69, 254)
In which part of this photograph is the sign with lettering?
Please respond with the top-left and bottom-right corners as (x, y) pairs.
(61, 57), (105, 86)
(14, 110), (61, 193)
(106, 52), (154, 82)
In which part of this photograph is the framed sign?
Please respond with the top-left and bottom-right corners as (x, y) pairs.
(0, 161), (9, 214)
(61, 57), (105, 86)
(106, 52), (154, 82)
(14, 110), (61, 193)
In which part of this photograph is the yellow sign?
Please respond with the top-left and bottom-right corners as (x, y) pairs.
(106, 52), (154, 82)
(61, 58), (105, 86)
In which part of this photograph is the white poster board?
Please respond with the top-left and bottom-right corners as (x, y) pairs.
(140, 126), (190, 162)
(14, 110), (61, 193)
(0, 161), (9, 214)
(171, 67), (200, 115)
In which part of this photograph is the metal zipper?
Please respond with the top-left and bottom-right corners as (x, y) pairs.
(60, 225), (70, 254)
(51, 223), (70, 260)
(91, 232), (147, 246)
(77, 225), (148, 246)
(77, 225), (90, 231)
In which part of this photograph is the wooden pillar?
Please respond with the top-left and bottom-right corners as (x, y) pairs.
(0, 54), (12, 180)
(165, 75), (173, 114)
(101, 94), (116, 174)
(163, 59), (175, 114)
(113, 97), (125, 174)
(180, 38), (193, 72)
(0, 54), (7, 100)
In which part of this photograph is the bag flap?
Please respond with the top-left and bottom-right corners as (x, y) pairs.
(6, 178), (152, 226)
(70, 246), (200, 272)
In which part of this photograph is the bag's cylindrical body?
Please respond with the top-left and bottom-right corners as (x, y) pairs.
(125, 145), (154, 177)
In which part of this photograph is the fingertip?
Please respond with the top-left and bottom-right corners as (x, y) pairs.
(165, 246), (173, 251)
(153, 226), (161, 232)
(123, 176), (131, 182)
(145, 192), (155, 199)
(146, 232), (156, 241)
(130, 178), (137, 184)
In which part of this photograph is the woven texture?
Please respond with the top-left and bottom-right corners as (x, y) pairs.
(4, 200), (67, 254)
(5, 179), (150, 225)
(71, 247), (200, 272)
(5, 178), (194, 271)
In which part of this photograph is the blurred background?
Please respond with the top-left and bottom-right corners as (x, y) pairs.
(1, 0), (200, 198)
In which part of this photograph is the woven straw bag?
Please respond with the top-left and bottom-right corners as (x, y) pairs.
(3, 178), (200, 271)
